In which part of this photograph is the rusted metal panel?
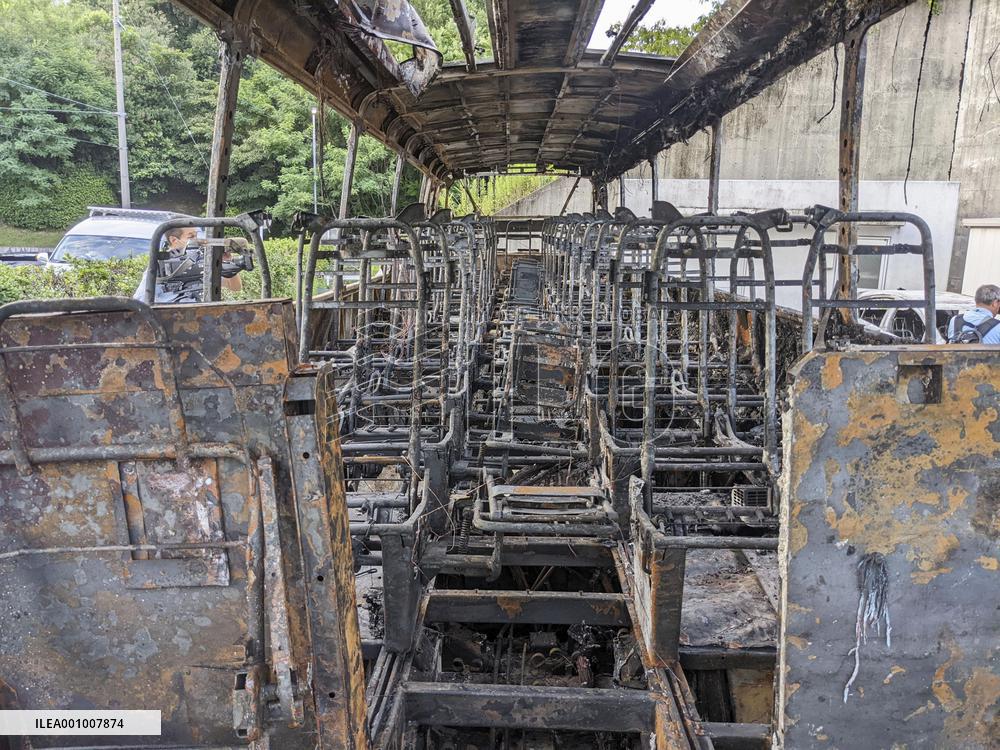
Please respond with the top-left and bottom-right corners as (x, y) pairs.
(0, 298), (368, 747)
(0, 300), (294, 745)
(119, 457), (231, 588)
(425, 590), (630, 626)
(778, 347), (1000, 749)
(287, 385), (370, 748)
(633, 542), (688, 664)
(402, 682), (656, 733)
(258, 454), (303, 726)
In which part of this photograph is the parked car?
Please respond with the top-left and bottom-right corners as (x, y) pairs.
(39, 207), (193, 268)
(0, 248), (48, 266)
(857, 289), (975, 343)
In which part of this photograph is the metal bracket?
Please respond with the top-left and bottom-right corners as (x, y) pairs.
(258, 455), (304, 726)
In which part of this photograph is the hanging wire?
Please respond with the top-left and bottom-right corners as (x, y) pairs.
(0, 106), (116, 115)
(117, 14), (210, 169)
(0, 74), (116, 114)
(843, 552), (891, 703)
(816, 44), (839, 125)
(10, 128), (117, 149)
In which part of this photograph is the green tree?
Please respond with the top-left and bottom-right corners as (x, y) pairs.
(0, 0), (481, 235)
(0, 0), (117, 214)
(406, 0), (491, 64)
(0, 0), (217, 224)
(116, 2), (217, 202)
(609, 1), (723, 58)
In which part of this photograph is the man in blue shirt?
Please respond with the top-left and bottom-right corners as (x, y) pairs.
(948, 284), (1000, 343)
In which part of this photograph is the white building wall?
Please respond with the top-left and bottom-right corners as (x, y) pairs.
(500, 0), (997, 293)
(618, 178), (959, 310)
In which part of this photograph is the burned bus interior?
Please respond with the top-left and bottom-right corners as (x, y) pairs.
(0, 1), (997, 749)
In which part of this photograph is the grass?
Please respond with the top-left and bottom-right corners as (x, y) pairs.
(0, 224), (64, 248)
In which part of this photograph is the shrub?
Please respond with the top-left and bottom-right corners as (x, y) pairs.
(0, 257), (146, 304)
(0, 237), (297, 305)
(224, 237), (300, 301)
(0, 167), (116, 231)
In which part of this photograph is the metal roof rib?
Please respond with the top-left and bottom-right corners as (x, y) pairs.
(168, 0), (917, 182)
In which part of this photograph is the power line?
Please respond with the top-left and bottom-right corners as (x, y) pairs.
(0, 74), (115, 114)
(0, 106), (117, 115)
(119, 15), (209, 169)
(10, 127), (118, 149)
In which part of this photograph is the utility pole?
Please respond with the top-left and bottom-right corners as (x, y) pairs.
(311, 106), (319, 213)
(111, 0), (131, 208)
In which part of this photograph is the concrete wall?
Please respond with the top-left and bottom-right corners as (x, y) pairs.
(496, 177), (593, 216)
(961, 219), (1000, 295)
(620, 178), (959, 309)
(947, 0), (1000, 289)
(500, 0), (997, 292)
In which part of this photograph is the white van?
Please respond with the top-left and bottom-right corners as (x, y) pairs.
(39, 207), (193, 268)
(857, 289), (975, 343)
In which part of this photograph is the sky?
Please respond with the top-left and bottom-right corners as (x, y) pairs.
(588, 0), (713, 49)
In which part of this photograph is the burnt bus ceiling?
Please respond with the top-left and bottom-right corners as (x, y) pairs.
(171, 0), (914, 182)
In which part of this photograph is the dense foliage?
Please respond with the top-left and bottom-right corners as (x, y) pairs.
(0, 0), (214, 222)
(0, 167), (116, 231)
(0, 0), (717, 244)
(448, 174), (558, 216)
(0, 257), (146, 303)
(0, 238), (301, 304)
(0, 0), (442, 232)
(609, 1), (723, 58)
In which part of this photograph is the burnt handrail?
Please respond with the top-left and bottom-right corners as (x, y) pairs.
(300, 218), (428, 496)
(801, 207), (935, 350)
(142, 213), (271, 304)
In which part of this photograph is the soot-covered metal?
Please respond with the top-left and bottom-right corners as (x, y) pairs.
(2, 1), (996, 748)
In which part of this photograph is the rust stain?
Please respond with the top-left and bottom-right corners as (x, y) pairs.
(787, 408), (824, 556)
(243, 311), (272, 337)
(824, 481), (966, 583)
(789, 500), (809, 556)
(495, 595), (525, 619)
(820, 356), (843, 391)
(931, 633), (963, 713)
(783, 681), (801, 727)
(836, 390), (901, 448)
(975, 555), (998, 571)
(171, 316), (202, 335)
(728, 667), (775, 724)
(823, 458), (840, 499)
(883, 665), (906, 684)
(941, 668), (1000, 747)
(214, 345), (242, 373)
(786, 635), (808, 651)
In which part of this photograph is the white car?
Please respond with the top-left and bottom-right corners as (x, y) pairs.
(39, 207), (193, 268)
(857, 289), (975, 343)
